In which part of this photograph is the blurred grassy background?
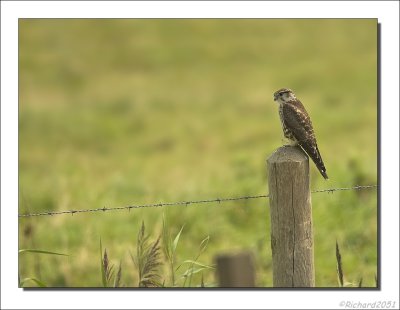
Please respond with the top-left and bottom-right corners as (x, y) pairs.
(18, 19), (377, 287)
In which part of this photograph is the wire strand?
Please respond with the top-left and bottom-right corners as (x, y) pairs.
(18, 184), (378, 218)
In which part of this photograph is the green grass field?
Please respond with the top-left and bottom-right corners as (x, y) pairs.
(18, 19), (377, 287)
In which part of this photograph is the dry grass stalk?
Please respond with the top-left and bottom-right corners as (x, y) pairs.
(103, 249), (115, 285)
(336, 240), (344, 287)
(133, 221), (162, 287)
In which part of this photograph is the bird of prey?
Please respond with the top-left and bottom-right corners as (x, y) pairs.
(273, 88), (328, 179)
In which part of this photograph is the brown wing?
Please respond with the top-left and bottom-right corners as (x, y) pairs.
(281, 100), (315, 144)
(282, 100), (329, 179)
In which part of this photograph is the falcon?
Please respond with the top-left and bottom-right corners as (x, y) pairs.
(273, 88), (328, 179)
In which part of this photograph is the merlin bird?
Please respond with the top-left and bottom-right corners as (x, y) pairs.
(273, 88), (329, 179)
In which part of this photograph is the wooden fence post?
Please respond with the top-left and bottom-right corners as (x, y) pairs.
(267, 146), (315, 287)
(215, 252), (255, 287)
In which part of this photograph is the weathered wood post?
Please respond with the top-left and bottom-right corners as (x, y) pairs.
(215, 252), (255, 287)
(267, 146), (315, 287)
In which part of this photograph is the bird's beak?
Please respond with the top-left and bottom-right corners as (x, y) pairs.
(273, 94), (277, 101)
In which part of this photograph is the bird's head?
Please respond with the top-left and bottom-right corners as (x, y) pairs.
(273, 88), (296, 104)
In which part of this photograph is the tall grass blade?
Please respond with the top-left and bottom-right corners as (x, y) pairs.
(199, 236), (210, 254)
(181, 266), (209, 278)
(177, 260), (214, 270)
(162, 213), (172, 261)
(172, 225), (184, 254)
(336, 240), (344, 287)
(114, 262), (122, 288)
(19, 277), (47, 287)
(100, 238), (107, 287)
(184, 236), (211, 287)
(19, 249), (68, 256)
(162, 214), (184, 286)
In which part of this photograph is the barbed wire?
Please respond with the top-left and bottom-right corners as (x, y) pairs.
(310, 184), (378, 194)
(18, 184), (378, 218)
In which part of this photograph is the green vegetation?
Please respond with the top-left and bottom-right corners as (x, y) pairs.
(18, 249), (69, 287)
(18, 19), (377, 287)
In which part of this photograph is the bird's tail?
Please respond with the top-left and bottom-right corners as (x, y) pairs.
(300, 142), (329, 180)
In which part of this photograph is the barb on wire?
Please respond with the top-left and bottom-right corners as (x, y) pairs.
(18, 185), (377, 218)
